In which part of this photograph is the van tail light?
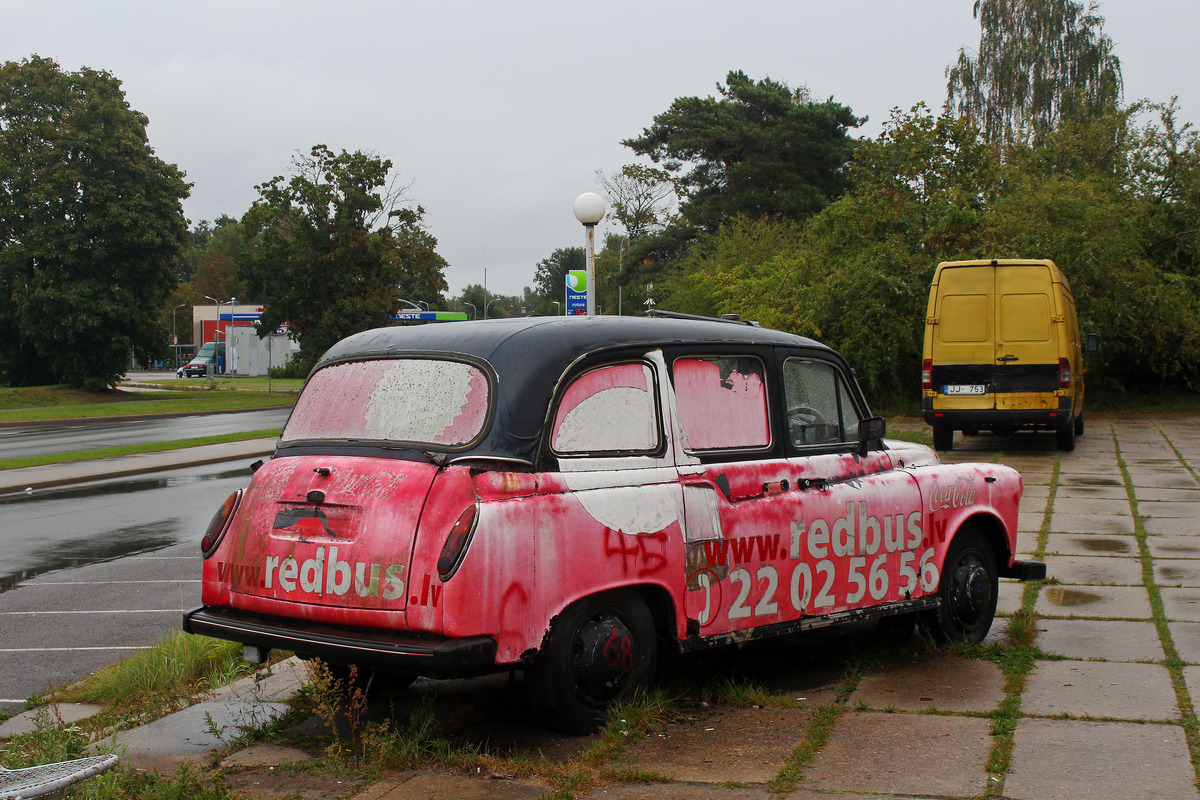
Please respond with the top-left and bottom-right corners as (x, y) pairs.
(1059, 358), (1071, 389)
(201, 490), (242, 559)
(921, 359), (933, 391)
(438, 504), (479, 580)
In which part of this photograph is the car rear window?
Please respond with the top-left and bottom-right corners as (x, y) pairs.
(281, 358), (490, 447)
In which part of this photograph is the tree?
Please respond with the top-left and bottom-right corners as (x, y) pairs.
(595, 165), (676, 238)
(240, 145), (447, 368)
(532, 247), (584, 308)
(946, 0), (1123, 148)
(623, 70), (863, 233)
(0, 56), (190, 389)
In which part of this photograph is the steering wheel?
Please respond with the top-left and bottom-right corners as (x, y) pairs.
(788, 405), (828, 445)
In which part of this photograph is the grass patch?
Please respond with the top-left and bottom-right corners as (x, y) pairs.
(883, 427), (933, 446)
(48, 631), (255, 722)
(136, 376), (305, 393)
(0, 429), (279, 471)
(0, 391), (292, 424)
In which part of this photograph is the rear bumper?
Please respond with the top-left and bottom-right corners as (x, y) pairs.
(923, 397), (1074, 430)
(183, 606), (498, 677)
(1000, 560), (1047, 581)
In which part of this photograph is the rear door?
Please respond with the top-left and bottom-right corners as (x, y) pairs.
(993, 264), (1061, 404)
(930, 265), (996, 408)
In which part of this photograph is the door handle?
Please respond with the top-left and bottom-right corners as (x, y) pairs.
(997, 355), (1019, 362)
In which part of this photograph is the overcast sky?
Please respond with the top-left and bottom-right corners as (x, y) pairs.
(5, 1), (1196, 298)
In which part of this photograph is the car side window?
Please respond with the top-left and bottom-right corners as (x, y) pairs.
(783, 358), (861, 447)
(551, 363), (661, 455)
(672, 356), (770, 451)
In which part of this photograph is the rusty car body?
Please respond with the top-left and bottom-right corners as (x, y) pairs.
(184, 313), (1041, 731)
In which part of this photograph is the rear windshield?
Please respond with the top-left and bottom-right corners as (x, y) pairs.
(281, 358), (491, 447)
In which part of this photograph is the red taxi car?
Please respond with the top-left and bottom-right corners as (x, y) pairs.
(184, 313), (1042, 731)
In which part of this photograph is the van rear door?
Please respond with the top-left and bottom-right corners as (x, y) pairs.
(930, 265), (996, 408)
(993, 264), (1061, 404)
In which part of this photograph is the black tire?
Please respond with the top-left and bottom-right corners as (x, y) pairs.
(920, 527), (998, 643)
(933, 426), (954, 451)
(526, 589), (657, 734)
(1056, 420), (1076, 451)
(1074, 413), (1085, 436)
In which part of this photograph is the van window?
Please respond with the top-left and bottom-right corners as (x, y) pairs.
(782, 358), (861, 446)
(673, 357), (770, 451)
(282, 359), (490, 447)
(1000, 293), (1051, 341)
(551, 363), (659, 455)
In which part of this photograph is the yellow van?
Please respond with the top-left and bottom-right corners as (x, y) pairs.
(922, 259), (1098, 451)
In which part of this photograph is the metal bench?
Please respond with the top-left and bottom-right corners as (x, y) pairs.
(0, 753), (118, 799)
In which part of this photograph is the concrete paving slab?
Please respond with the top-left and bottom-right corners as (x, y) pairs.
(1161, 588), (1200, 622)
(1017, 511), (1045, 532)
(1035, 618), (1164, 662)
(1055, 485), (1129, 500)
(355, 773), (548, 799)
(1145, 517), (1200, 536)
(1126, 470), (1200, 490)
(0, 702), (104, 738)
(1042, 555), (1143, 585)
(1155, 560), (1200, 587)
(802, 712), (991, 798)
(1134, 487), (1200, 503)
(1055, 475), (1122, 488)
(1147, 536), (1200, 558)
(1050, 498), (1133, 517)
(997, 580), (1026, 616)
(1015, 529), (1040, 558)
(584, 784), (773, 800)
(622, 703), (812, 784)
(1059, 463), (1123, 477)
(1045, 533), (1137, 557)
(850, 656), (1004, 713)
(1141, 500), (1200, 518)
(108, 698), (292, 772)
(1006, 719), (1199, 800)
(1170, 623), (1200, 664)
(1023, 660), (1178, 720)
(1047, 513), (1135, 535)
(1034, 585), (1152, 619)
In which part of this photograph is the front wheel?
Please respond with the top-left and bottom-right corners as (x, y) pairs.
(920, 527), (998, 643)
(526, 589), (657, 734)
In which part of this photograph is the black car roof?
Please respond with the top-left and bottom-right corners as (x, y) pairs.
(298, 316), (838, 463)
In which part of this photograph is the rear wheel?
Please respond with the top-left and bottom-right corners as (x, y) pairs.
(1074, 413), (1085, 436)
(933, 426), (954, 451)
(920, 527), (998, 643)
(526, 589), (657, 734)
(1056, 420), (1076, 451)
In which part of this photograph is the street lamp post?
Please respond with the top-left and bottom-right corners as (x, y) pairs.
(551, 300), (561, 316)
(172, 303), (186, 369)
(486, 298), (504, 319)
(204, 295), (218, 378)
(573, 193), (606, 316)
(463, 302), (477, 320)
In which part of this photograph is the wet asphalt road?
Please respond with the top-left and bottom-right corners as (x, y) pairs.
(0, 461), (252, 710)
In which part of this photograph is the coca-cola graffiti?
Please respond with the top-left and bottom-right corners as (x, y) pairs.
(928, 475), (977, 512)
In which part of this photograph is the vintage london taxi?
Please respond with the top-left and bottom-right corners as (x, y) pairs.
(184, 313), (1042, 732)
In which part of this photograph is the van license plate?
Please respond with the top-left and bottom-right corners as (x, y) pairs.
(944, 384), (986, 395)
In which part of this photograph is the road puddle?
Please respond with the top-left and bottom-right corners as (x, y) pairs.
(1043, 587), (1104, 607)
(1077, 538), (1130, 553)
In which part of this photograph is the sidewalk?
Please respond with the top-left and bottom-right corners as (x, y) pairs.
(0, 438), (277, 495)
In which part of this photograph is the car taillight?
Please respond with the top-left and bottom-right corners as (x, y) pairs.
(922, 359), (933, 391)
(1059, 358), (1071, 389)
(201, 490), (242, 558)
(438, 504), (479, 580)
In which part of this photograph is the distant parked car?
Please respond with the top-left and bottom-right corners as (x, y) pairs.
(184, 313), (1039, 732)
(178, 356), (211, 378)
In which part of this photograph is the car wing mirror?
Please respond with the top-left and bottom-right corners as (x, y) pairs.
(1084, 332), (1100, 354)
(857, 416), (886, 456)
